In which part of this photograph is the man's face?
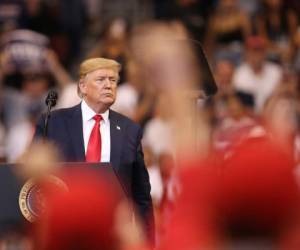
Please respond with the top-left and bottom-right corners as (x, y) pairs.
(79, 68), (118, 109)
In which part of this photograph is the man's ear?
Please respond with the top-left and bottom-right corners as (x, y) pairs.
(78, 78), (86, 95)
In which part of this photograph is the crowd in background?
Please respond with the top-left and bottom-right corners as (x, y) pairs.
(1, 0), (300, 249)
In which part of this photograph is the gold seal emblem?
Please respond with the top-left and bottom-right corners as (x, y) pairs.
(19, 175), (68, 222)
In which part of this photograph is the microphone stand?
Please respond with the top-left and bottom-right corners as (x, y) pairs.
(43, 90), (58, 138)
(43, 103), (52, 138)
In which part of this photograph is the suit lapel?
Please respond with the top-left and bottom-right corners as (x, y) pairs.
(109, 110), (123, 172)
(67, 104), (85, 161)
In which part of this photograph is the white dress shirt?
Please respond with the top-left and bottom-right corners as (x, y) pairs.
(81, 100), (111, 162)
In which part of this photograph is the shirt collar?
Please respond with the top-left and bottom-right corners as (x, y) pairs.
(81, 100), (109, 123)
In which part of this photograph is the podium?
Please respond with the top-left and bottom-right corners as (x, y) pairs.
(0, 162), (125, 235)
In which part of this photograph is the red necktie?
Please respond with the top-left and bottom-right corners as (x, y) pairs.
(86, 115), (102, 162)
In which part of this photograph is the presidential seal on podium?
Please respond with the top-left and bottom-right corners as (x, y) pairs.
(19, 175), (68, 222)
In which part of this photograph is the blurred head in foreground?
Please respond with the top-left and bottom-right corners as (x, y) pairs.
(34, 170), (123, 250)
(160, 137), (300, 249)
(16, 140), (61, 179)
(220, 138), (300, 243)
(128, 21), (199, 93)
(129, 21), (212, 161)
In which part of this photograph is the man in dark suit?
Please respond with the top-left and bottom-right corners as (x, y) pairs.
(34, 58), (153, 237)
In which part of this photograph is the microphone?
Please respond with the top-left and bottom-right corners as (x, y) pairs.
(43, 90), (58, 138)
(45, 90), (58, 108)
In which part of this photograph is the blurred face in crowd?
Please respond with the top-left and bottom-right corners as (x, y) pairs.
(247, 48), (266, 71)
(22, 74), (49, 98)
(227, 95), (245, 119)
(215, 60), (234, 90)
(107, 18), (127, 40)
(79, 68), (118, 113)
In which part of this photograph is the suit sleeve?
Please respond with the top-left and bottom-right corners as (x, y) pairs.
(132, 127), (155, 242)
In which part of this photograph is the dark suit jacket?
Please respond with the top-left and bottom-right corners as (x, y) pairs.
(34, 103), (154, 234)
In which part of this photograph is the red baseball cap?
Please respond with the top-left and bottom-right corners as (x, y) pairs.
(246, 36), (266, 50)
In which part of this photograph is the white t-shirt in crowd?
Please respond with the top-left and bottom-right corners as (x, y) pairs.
(233, 62), (282, 112)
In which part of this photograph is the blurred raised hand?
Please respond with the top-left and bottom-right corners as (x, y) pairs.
(43, 49), (73, 89)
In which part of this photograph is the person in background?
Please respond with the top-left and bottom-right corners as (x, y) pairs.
(256, 0), (298, 63)
(211, 59), (236, 122)
(205, 0), (251, 64)
(291, 28), (300, 73)
(87, 18), (129, 84)
(111, 50), (147, 121)
(18, 0), (58, 38)
(46, 49), (81, 109)
(2, 48), (75, 162)
(232, 36), (283, 113)
(213, 91), (260, 157)
(153, 0), (214, 43)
